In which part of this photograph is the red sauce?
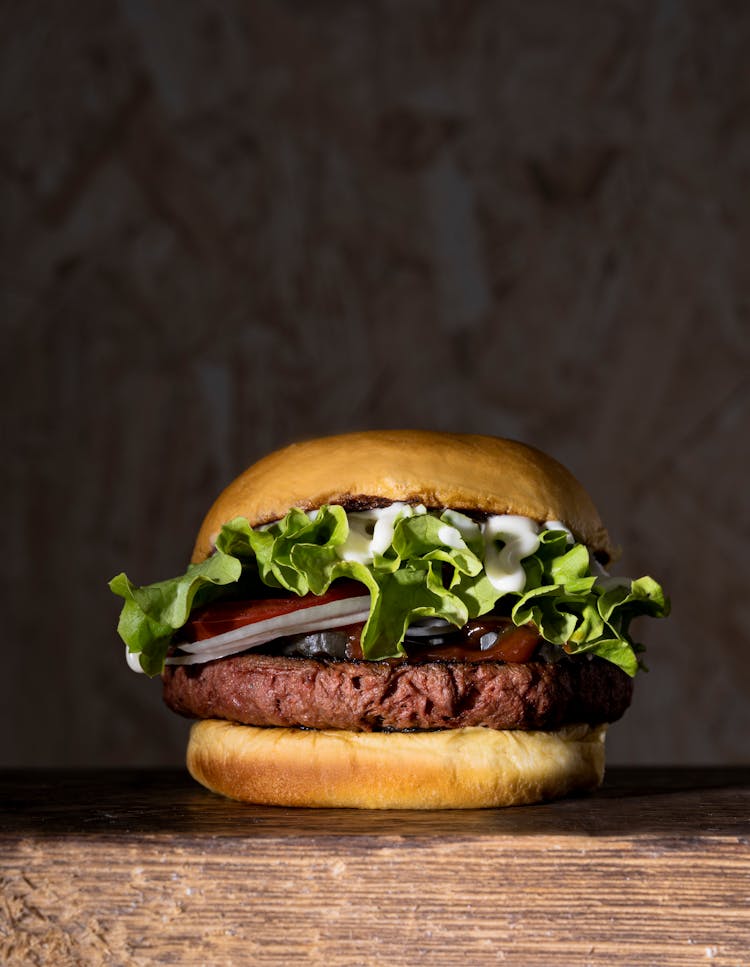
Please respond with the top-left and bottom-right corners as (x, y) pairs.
(185, 585), (541, 663)
(343, 618), (540, 663)
(185, 581), (366, 642)
(405, 619), (540, 663)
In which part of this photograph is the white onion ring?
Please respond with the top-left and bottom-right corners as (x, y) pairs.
(163, 595), (371, 667)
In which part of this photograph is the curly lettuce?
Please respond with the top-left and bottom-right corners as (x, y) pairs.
(110, 506), (669, 675)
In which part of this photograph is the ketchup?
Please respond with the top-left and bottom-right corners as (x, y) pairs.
(345, 618), (541, 663)
(405, 619), (540, 663)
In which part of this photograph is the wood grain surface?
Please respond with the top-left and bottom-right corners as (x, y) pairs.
(2, 769), (748, 965)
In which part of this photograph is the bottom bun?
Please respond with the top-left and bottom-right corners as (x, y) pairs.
(187, 720), (607, 809)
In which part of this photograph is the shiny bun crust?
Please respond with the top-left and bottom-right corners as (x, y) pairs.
(187, 720), (607, 809)
(192, 431), (612, 562)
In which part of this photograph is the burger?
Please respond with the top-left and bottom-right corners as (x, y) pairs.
(110, 431), (668, 808)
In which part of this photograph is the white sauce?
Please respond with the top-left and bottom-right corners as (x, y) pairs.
(335, 506), (577, 596)
(437, 523), (467, 549)
(337, 502), (426, 563)
(542, 519), (574, 544)
(440, 509), (481, 546)
(482, 515), (541, 592)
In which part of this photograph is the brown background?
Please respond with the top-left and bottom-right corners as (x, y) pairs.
(2, 1), (748, 768)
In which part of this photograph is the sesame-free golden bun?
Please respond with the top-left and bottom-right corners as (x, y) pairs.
(187, 720), (607, 809)
(192, 430), (612, 563)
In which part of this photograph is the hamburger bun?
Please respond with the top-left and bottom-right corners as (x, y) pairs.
(192, 430), (613, 564)
(187, 719), (607, 809)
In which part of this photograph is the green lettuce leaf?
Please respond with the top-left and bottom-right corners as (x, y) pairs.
(109, 552), (242, 675)
(111, 505), (669, 676)
(216, 506), (349, 594)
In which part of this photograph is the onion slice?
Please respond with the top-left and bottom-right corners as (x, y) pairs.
(164, 595), (371, 667)
(404, 618), (454, 639)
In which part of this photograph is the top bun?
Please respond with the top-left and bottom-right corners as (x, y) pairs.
(192, 431), (613, 563)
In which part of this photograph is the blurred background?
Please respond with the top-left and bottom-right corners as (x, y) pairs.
(2, 1), (748, 768)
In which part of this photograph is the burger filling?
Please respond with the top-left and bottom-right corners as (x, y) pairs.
(110, 502), (668, 678)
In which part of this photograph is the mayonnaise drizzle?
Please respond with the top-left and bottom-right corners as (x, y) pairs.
(437, 523), (467, 549)
(338, 502), (427, 563)
(542, 519), (574, 544)
(334, 505), (571, 595)
(440, 509), (480, 546)
(482, 515), (541, 592)
(306, 506), (575, 588)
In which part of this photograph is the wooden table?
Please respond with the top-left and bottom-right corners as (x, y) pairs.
(1, 768), (748, 965)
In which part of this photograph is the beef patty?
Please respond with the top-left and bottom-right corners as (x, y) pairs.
(162, 653), (633, 732)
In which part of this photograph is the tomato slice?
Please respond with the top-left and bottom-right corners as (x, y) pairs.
(185, 581), (368, 642)
(184, 583), (541, 664)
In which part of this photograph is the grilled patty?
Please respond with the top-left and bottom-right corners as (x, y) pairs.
(163, 652), (633, 732)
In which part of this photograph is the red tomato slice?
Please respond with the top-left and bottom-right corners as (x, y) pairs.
(185, 581), (368, 642)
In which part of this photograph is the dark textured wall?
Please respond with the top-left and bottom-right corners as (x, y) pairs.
(3, 1), (749, 767)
